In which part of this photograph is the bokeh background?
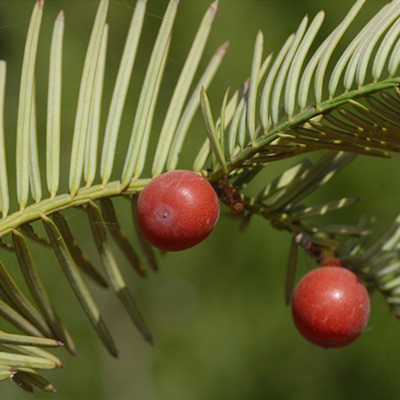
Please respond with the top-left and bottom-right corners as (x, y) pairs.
(0, 0), (399, 399)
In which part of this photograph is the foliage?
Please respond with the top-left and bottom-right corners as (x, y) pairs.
(0, 0), (400, 394)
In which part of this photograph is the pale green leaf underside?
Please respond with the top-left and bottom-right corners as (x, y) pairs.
(16, 0), (43, 210)
(5, 0), (400, 230)
(0, 61), (8, 217)
(199, 0), (400, 182)
(100, 0), (147, 186)
(46, 11), (64, 199)
(68, 0), (108, 198)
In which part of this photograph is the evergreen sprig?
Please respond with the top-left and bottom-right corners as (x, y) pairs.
(0, 0), (400, 392)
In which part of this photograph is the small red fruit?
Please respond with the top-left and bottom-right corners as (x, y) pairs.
(136, 170), (220, 251)
(291, 266), (370, 348)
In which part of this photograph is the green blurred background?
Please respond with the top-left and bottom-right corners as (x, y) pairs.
(0, 0), (399, 399)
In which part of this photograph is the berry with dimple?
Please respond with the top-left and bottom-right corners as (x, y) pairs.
(291, 266), (370, 348)
(136, 170), (220, 251)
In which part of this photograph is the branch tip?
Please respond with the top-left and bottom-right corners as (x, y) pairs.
(57, 10), (65, 22)
(210, 0), (219, 15)
(36, 0), (45, 11)
(219, 41), (230, 52)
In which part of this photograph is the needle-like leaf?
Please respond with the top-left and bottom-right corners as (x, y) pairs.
(12, 230), (77, 355)
(69, 0), (109, 197)
(16, 0), (43, 210)
(100, 198), (145, 277)
(29, 82), (41, 203)
(87, 202), (153, 344)
(41, 215), (118, 357)
(285, 11), (324, 119)
(12, 373), (33, 392)
(356, 2), (400, 88)
(0, 258), (51, 338)
(167, 41), (229, 171)
(101, 0), (147, 186)
(46, 10), (64, 199)
(0, 300), (44, 338)
(271, 16), (308, 126)
(260, 34), (294, 131)
(52, 212), (109, 288)
(3, 343), (63, 369)
(84, 24), (108, 187)
(247, 30), (264, 142)
(0, 352), (57, 370)
(13, 369), (56, 393)
(0, 331), (62, 348)
(152, 0), (218, 177)
(311, 0), (365, 106)
(266, 151), (356, 212)
(194, 79), (249, 171)
(306, 223), (370, 236)
(200, 87), (227, 173)
(257, 158), (312, 201)
(291, 197), (361, 220)
(0, 61), (8, 217)
(121, 0), (178, 186)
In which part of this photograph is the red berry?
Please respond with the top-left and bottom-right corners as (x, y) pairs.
(136, 170), (220, 251)
(291, 266), (370, 348)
